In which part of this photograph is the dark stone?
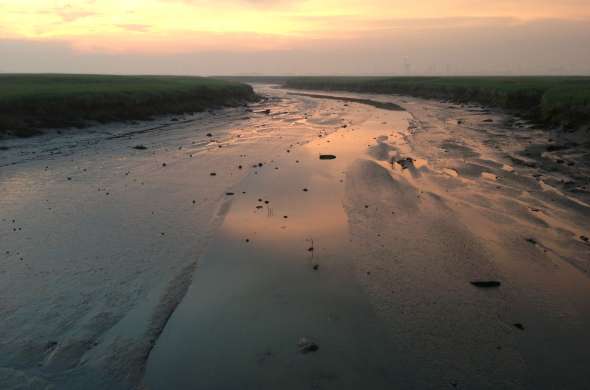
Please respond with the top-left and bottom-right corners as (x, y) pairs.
(396, 158), (414, 170)
(132, 145), (147, 150)
(470, 281), (501, 288)
(513, 323), (525, 331)
(298, 338), (319, 354)
(319, 154), (336, 160)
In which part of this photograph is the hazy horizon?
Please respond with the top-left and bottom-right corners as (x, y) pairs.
(1, 1), (589, 75)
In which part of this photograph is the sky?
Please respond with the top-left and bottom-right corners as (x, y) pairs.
(1, 0), (589, 75)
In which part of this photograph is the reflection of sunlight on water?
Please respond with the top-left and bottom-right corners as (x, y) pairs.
(222, 198), (348, 245)
(219, 105), (409, 256)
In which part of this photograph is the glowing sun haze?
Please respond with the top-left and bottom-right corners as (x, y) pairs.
(1, 0), (589, 74)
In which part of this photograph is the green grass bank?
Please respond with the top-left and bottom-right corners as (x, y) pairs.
(0, 74), (258, 137)
(283, 76), (590, 130)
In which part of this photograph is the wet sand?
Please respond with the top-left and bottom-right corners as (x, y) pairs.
(1, 85), (589, 389)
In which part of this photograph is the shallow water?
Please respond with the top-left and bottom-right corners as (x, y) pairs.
(144, 100), (412, 389)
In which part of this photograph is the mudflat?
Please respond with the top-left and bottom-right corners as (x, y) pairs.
(1, 85), (589, 389)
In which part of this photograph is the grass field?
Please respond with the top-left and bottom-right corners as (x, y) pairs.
(282, 76), (590, 130)
(0, 74), (258, 137)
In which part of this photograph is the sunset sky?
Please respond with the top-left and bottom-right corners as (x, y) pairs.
(1, 0), (589, 74)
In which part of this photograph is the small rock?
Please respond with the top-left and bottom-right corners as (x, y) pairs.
(396, 157), (414, 170)
(513, 323), (525, 331)
(319, 154), (336, 160)
(580, 236), (589, 242)
(206, 133), (213, 137)
(210, 172), (217, 176)
(313, 264), (319, 270)
(297, 337), (319, 354)
(132, 145), (147, 150)
(470, 281), (501, 288)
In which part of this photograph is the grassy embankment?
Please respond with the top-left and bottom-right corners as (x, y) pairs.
(0, 74), (258, 137)
(283, 77), (590, 130)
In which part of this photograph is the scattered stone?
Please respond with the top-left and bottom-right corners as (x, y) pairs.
(482, 119), (494, 123)
(313, 264), (319, 270)
(132, 145), (148, 150)
(162, 163), (167, 167)
(525, 238), (537, 245)
(470, 281), (501, 288)
(513, 323), (525, 331)
(319, 154), (336, 160)
(210, 172), (217, 176)
(226, 192), (235, 196)
(263, 109), (271, 115)
(303, 188), (308, 192)
(297, 337), (319, 354)
(581, 236), (589, 243)
(396, 158), (414, 170)
(206, 133), (213, 137)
